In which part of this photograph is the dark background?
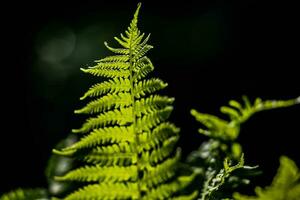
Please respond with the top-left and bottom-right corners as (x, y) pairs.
(2, 0), (299, 195)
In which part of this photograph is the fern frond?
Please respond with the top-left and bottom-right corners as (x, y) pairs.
(141, 151), (180, 188)
(135, 95), (174, 117)
(90, 61), (130, 70)
(53, 3), (197, 199)
(80, 78), (130, 100)
(191, 96), (300, 141)
(133, 56), (154, 81)
(84, 152), (136, 166)
(64, 183), (139, 200)
(200, 155), (245, 200)
(234, 156), (300, 200)
(90, 142), (135, 155)
(0, 188), (47, 200)
(55, 165), (138, 182)
(136, 106), (173, 132)
(64, 126), (134, 152)
(189, 96), (299, 200)
(132, 33), (150, 51)
(80, 67), (130, 78)
(96, 55), (129, 63)
(134, 78), (168, 98)
(104, 41), (130, 55)
(139, 122), (180, 150)
(75, 92), (132, 114)
(78, 142), (137, 166)
(142, 173), (196, 199)
(221, 96), (299, 124)
(72, 107), (133, 133)
(133, 44), (154, 60)
(148, 136), (179, 164)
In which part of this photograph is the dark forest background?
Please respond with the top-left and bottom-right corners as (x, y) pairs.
(1, 0), (299, 195)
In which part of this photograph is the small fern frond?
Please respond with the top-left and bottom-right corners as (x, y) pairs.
(72, 107), (133, 133)
(54, 165), (138, 182)
(133, 56), (154, 81)
(90, 61), (130, 70)
(141, 152), (180, 188)
(220, 96), (299, 124)
(142, 173), (197, 200)
(134, 78), (168, 98)
(136, 106), (173, 132)
(148, 136), (179, 164)
(63, 126), (134, 152)
(139, 122), (180, 150)
(80, 78), (130, 100)
(191, 96), (299, 141)
(0, 188), (48, 200)
(234, 156), (300, 200)
(75, 92), (131, 114)
(104, 41), (130, 55)
(135, 95), (174, 117)
(64, 183), (139, 200)
(84, 152), (136, 166)
(200, 155), (246, 200)
(96, 55), (129, 62)
(81, 67), (130, 78)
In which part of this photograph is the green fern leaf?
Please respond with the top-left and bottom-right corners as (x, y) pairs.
(234, 156), (300, 200)
(75, 92), (132, 114)
(96, 55), (129, 62)
(142, 173), (196, 199)
(188, 96), (298, 200)
(54, 165), (138, 182)
(134, 78), (168, 98)
(141, 155), (179, 187)
(139, 122), (180, 150)
(52, 3), (197, 199)
(64, 183), (139, 200)
(136, 106), (173, 132)
(81, 67), (130, 78)
(72, 107), (133, 133)
(132, 56), (154, 81)
(104, 42), (130, 55)
(80, 78), (130, 100)
(64, 126), (134, 152)
(191, 96), (299, 142)
(0, 188), (48, 200)
(135, 95), (174, 117)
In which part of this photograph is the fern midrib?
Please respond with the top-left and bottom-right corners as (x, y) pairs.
(129, 32), (142, 199)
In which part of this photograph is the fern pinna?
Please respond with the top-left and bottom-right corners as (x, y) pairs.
(53, 3), (196, 200)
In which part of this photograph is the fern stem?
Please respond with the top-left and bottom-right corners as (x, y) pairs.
(129, 28), (141, 200)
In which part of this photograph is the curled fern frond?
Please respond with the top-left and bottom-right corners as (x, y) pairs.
(52, 3), (196, 199)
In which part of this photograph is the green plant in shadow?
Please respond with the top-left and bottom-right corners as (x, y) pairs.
(187, 96), (299, 199)
(234, 156), (300, 200)
(0, 3), (299, 200)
